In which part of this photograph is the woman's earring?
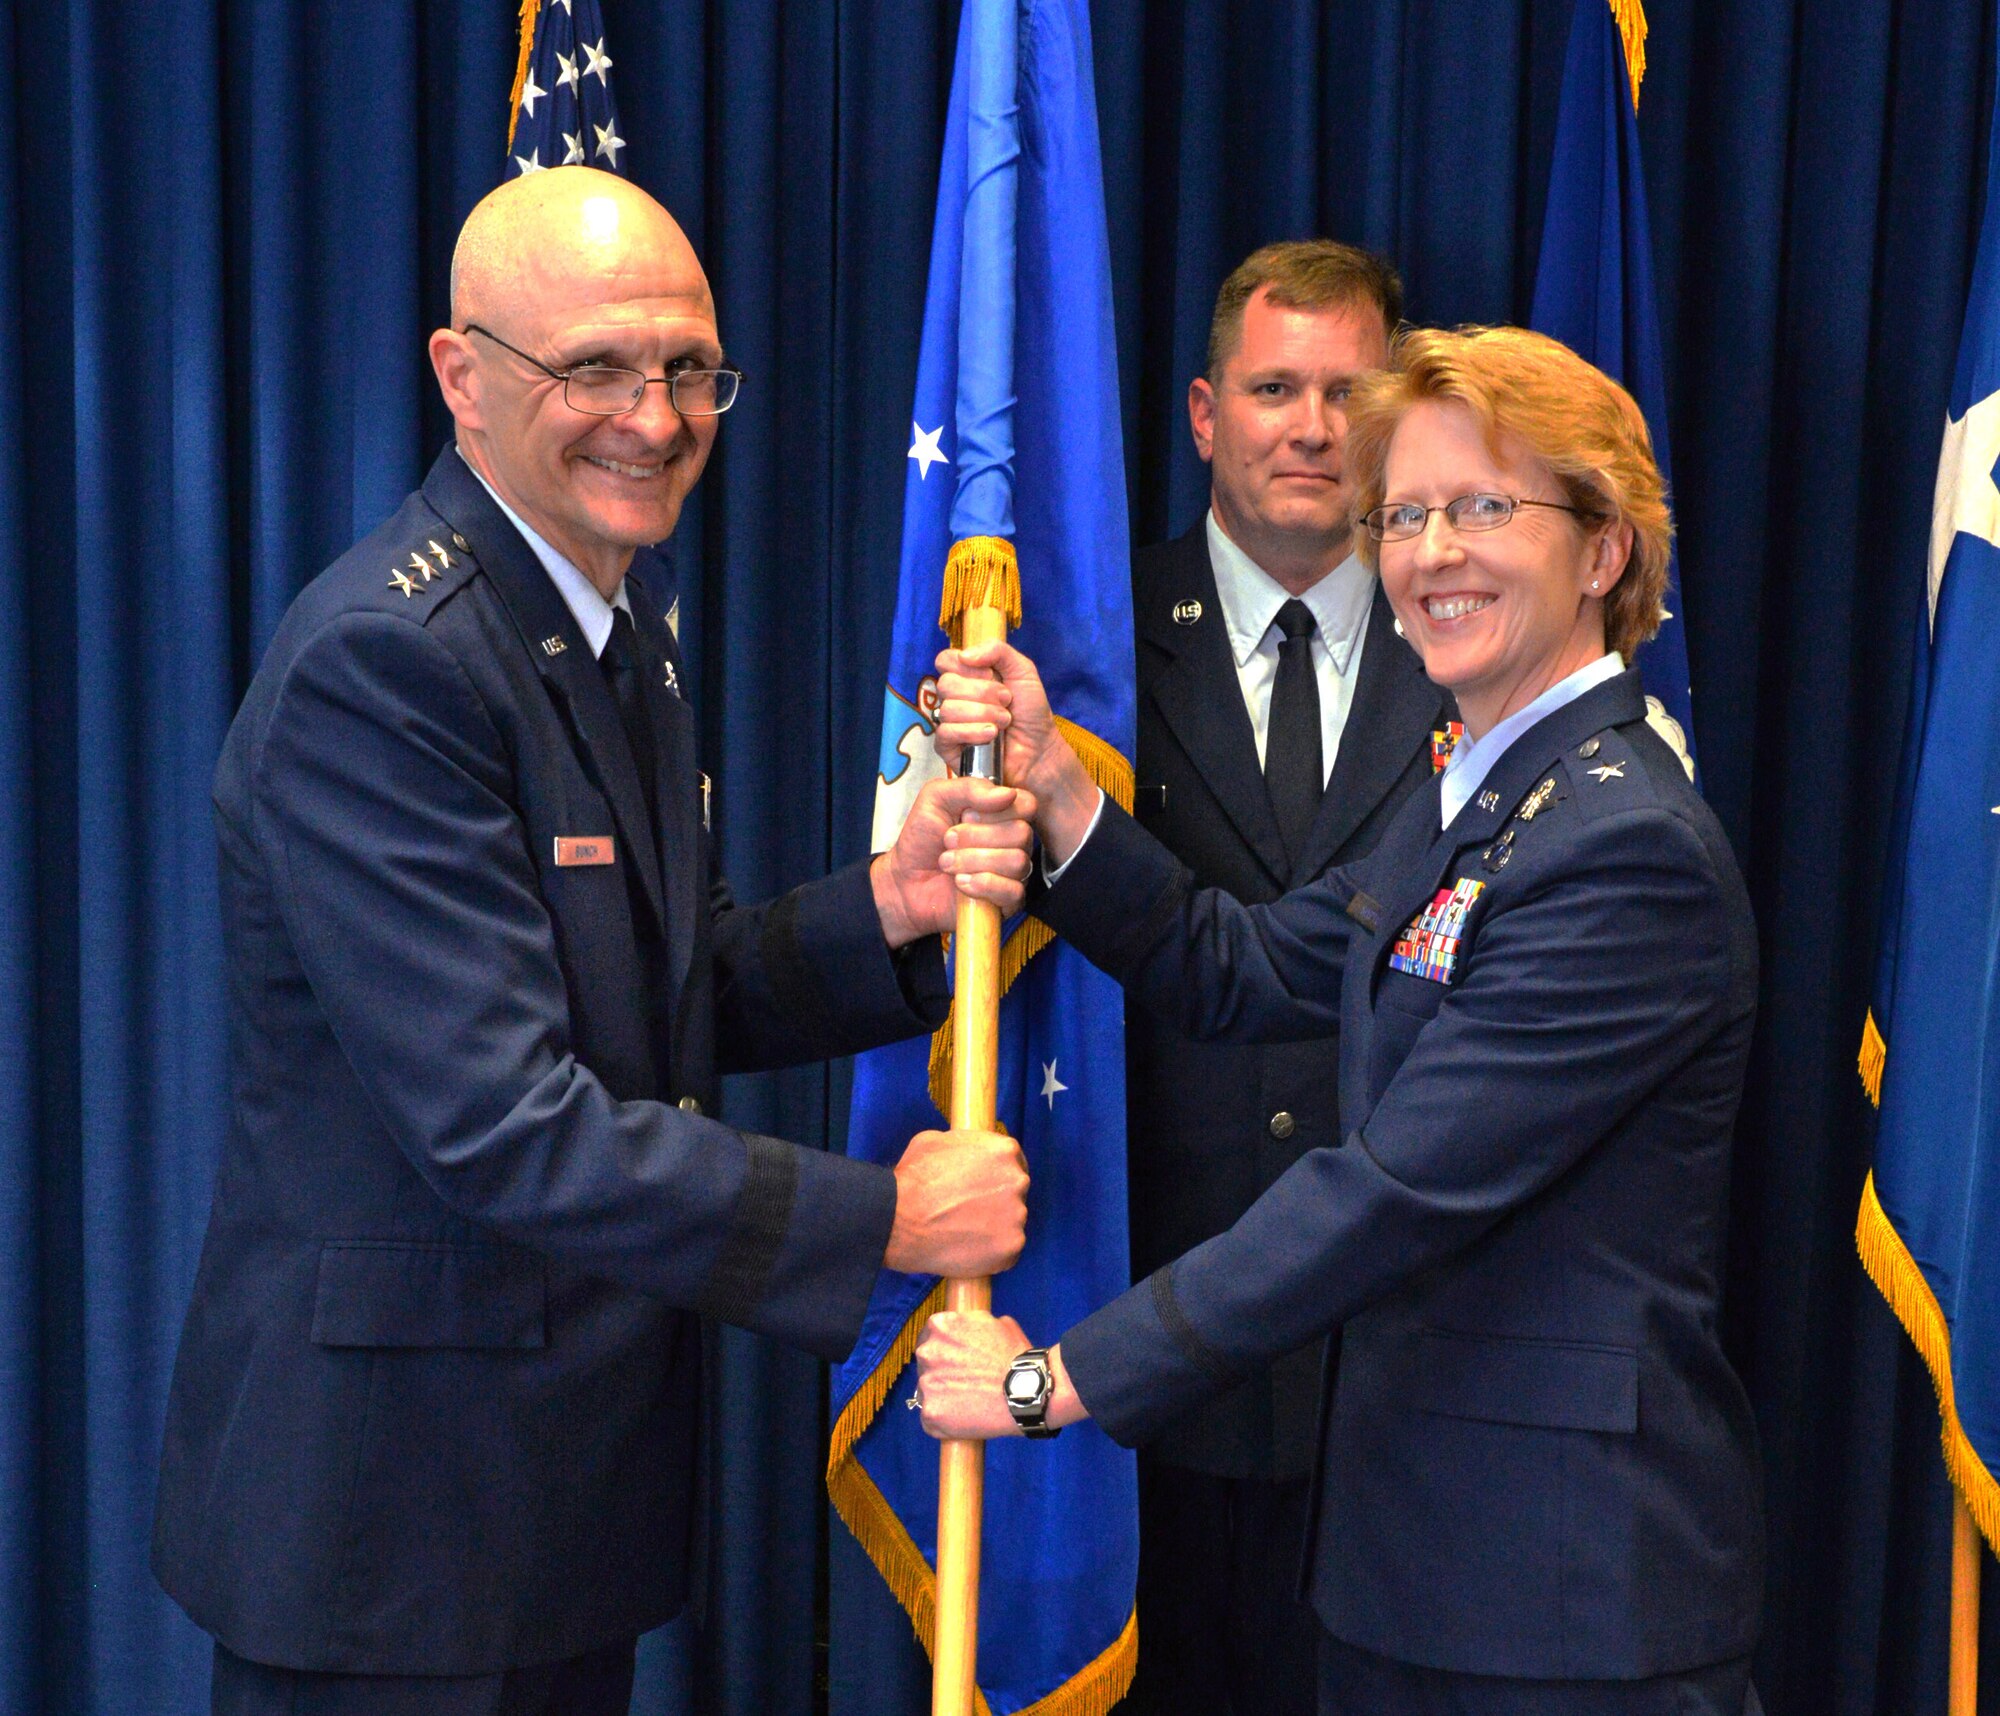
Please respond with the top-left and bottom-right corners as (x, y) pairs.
(1393, 615), (1407, 638)
(1590, 579), (1601, 591)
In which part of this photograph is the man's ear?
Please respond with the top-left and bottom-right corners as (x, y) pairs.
(430, 328), (485, 431)
(1188, 376), (1217, 465)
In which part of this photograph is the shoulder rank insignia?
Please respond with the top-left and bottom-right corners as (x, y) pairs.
(427, 538), (454, 570)
(1516, 776), (1559, 821)
(387, 568), (422, 598)
(1388, 877), (1486, 984)
(1588, 761), (1627, 782)
(408, 550), (439, 583)
(1431, 722), (1465, 774)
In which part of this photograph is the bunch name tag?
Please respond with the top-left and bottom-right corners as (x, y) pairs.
(1388, 877), (1486, 984)
(554, 836), (616, 867)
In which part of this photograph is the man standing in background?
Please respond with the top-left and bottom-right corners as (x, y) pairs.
(1120, 241), (1448, 1713)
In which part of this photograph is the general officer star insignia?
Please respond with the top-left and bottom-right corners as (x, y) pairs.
(388, 569), (421, 598)
(1588, 762), (1627, 782)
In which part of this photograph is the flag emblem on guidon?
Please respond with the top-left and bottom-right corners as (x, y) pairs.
(1528, 0), (1697, 784)
(1855, 0), (2000, 1556)
(505, 0), (625, 179)
(830, 1), (1140, 1710)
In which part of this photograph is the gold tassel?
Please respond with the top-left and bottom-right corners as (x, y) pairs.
(1858, 1009), (1886, 1108)
(940, 536), (1023, 648)
(506, 0), (542, 150)
(1611, 0), (1648, 107)
(1856, 1173), (2000, 1554)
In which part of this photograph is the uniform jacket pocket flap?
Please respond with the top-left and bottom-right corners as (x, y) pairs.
(1413, 1329), (1637, 1433)
(310, 1242), (546, 1350)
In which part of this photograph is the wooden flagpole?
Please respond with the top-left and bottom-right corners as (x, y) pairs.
(1951, 1494), (1981, 1716)
(931, 602), (1009, 1716)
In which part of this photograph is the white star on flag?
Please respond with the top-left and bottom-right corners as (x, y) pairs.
(517, 68), (545, 116)
(1930, 389), (2000, 626)
(1040, 1060), (1068, 1109)
(582, 37), (614, 83)
(512, 147), (545, 176)
(593, 122), (625, 168)
(563, 130), (585, 165)
(556, 50), (580, 93)
(908, 422), (949, 480)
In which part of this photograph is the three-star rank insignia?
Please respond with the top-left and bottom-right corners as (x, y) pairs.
(1431, 722), (1466, 774)
(1516, 777), (1559, 822)
(387, 568), (421, 598)
(408, 551), (439, 584)
(427, 538), (454, 570)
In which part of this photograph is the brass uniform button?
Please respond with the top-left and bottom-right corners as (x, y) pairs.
(452, 532), (471, 552)
(1268, 1111), (1295, 1140)
(1579, 737), (1601, 759)
(677, 1096), (701, 1114)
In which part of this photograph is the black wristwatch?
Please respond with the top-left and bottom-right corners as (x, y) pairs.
(1004, 1347), (1061, 1439)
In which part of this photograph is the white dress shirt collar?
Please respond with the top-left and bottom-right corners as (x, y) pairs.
(459, 450), (631, 660)
(1439, 652), (1626, 829)
(1204, 511), (1373, 676)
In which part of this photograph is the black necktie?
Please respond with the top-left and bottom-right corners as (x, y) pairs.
(1265, 598), (1323, 879)
(600, 606), (659, 829)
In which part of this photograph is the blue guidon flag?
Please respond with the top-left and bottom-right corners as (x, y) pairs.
(830, 1), (1140, 1709)
(505, 0), (625, 180)
(1529, 0), (1698, 782)
(1856, 0), (2000, 1561)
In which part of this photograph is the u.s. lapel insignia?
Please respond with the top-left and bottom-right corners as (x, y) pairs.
(427, 538), (454, 570)
(1431, 722), (1465, 773)
(1516, 777), (1558, 821)
(1172, 598), (1202, 625)
(662, 658), (680, 697)
(1588, 761), (1627, 782)
(408, 550), (438, 583)
(387, 568), (421, 598)
(541, 634), (567, 657)
(1388, 876), (1486, 983)
(1477, 789), (1500, 813)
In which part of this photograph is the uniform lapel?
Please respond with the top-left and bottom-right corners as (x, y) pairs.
(1291, 584), (1447, 881)
(420, 450), (669, 938)
(1369, 668), (1647, 965)
(625, 560), (700, 1002)
(1138, 527), (1291, 888)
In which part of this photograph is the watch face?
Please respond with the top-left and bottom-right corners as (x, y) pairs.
(1005, 1369), (1042, 1407)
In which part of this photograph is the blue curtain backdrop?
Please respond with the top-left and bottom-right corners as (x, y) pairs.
(2, 2), (1994, 1713)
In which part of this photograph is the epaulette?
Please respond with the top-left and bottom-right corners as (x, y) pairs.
(366, 519), (479, 617)
(1556, 726), (1661, 823)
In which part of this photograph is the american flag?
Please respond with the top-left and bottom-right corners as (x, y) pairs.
(507, 0), (625, 179)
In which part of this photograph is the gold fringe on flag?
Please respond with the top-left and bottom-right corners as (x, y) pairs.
(1612, 0), (1649, 107)
(506, 0), (542, 149)
(1858, 1008), (1887, 1108)
(826, 1271), (1140, 1715)
(940, 535), (1024, 647)
(1856, 1172), (2000, 1554)
(925, 715), (1135, 1115)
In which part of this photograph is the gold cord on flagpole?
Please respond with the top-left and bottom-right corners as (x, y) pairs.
(506, 0), (542, 149)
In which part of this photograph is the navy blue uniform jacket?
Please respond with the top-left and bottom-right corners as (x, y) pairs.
(1127, 526), (1445, 1477)
(1038, 669), (1763, 1680)
(153, 449), (946, 1675)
